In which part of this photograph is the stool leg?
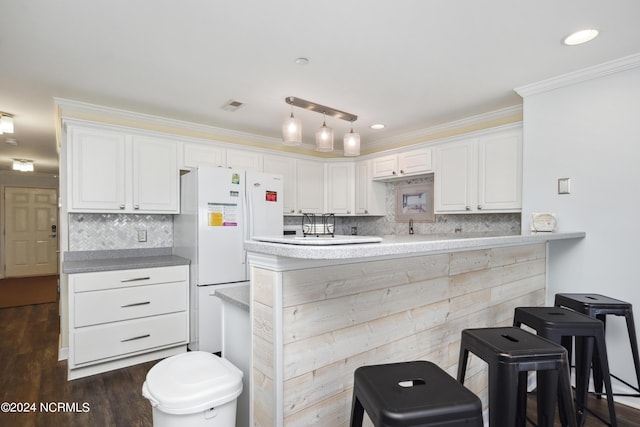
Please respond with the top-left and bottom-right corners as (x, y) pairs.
(558, 353), (579, 427)
(575, 336), (593, 426)
(457, 348), (469, 383)
(349, 393), (364, 427)
(625, 309), (640, 391)
(516, 371), (528, 427)
(490, 363), (520, 427)
(537, 370), (559, 427)
(591, 314), (606, 399)
(594, 331), (618, 427)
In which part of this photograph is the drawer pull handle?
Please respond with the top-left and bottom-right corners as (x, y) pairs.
(121, 301), (151, 308)
(120, 277), (151, 283)
(121, 334), (150, 342)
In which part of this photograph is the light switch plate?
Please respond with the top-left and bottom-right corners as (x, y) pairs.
(558, 178), (571, 194)
(137, 229), (147, 242)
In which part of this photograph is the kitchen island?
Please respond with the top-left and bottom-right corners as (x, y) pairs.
(245, 232), (585, 427)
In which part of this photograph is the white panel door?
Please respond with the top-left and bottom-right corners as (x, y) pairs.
(4, 187), (58, 277)
(434, 140), (477, 213)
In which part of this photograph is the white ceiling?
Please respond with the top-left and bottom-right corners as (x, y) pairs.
(1, 0), (639, 175)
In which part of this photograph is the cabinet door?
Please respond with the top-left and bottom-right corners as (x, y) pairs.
(69, 127), (127, 211)
(325, 163), (354, 215)
(434, 140), (477, 213)
(296, 159), (324, 214)
(355, 160), (385, 215)
(226, 149), (263, 171)
(263, 155), (297, 215)
(132, 136), (180, 213)
(182, 142), (226, 168)
(398, 148), (432, 176)
(477, 132), (522, 211)
(371, 154), (398, 179)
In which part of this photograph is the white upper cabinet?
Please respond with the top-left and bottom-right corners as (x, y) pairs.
(131, 135), (180, 213)
(296, 159), (324, 214)
(325, 162), (354, 215)
(263, 154), (297, 215)
(226, 148), (263, 171)
(372, 148), (432, 180)
(69, 126), (127, 212)
(434, 128), (522, 213)
(355, 160), (386, 215)
(68, 125), (180, 213)
(477, 131), (522, 211)
(182, 142), (226, 169)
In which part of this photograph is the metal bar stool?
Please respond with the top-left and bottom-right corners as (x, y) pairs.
(350, 360), (483, 427)
(555, 293), (640, 397)
(457, 326), (577, 427)
(514, 306), (617, 427)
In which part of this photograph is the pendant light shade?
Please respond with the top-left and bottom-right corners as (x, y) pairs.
(343, 123), (360, 156)
(315, 113), (334, 152)
(0, 113), (14, 134)
(282, 111), (302, 145)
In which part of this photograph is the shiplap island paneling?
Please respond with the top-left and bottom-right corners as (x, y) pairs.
(247, 232), (585, 427)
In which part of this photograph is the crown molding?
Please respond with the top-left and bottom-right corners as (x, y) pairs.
(54, 97), (283, 146)
(364, 104), (523, 152)
(54, 98), (522, 156)
(515, 52), (640, 98)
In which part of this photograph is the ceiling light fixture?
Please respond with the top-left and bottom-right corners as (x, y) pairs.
(0, 112), (14, 134)
(13, 159), (34, 172)
(370, 123), (386, 130)
(315, 112), (334, 152)
(283, 97), (358, 155)
(343, 121), (360, 156)
(282, 104), (302, 146)
(563, 29), (599, 46)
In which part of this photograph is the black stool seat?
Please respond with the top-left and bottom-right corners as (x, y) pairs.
(514, 306), (617, 427)
(350, 360), (483, 427)
(457, 326), (576, 427)
(555, 293), (640, 396)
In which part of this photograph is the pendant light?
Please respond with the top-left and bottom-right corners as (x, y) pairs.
(315, 112), (334, 152)
(343, 121), (360, 156)
(282, 105), (302, 145)
(0, 113), (14, 134)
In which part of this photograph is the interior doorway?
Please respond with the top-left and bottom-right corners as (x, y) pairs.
(3, 187), (59, 277)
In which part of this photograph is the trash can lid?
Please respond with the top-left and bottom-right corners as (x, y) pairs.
(142, 352), (243, 414)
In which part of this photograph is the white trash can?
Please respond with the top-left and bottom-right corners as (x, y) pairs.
(142, 352), (243, 427)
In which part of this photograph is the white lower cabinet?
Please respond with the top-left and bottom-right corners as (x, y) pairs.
(68, 265), (189, 380)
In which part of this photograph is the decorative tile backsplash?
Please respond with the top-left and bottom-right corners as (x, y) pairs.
(70, 175), (520, 251)
(285, 175), (521, 236)
(68, 213), (173, 251)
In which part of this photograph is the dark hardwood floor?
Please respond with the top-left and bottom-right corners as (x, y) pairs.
(1, 301), (639, 426)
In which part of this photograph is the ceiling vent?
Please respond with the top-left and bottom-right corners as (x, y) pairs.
(222, 99), (244, 112)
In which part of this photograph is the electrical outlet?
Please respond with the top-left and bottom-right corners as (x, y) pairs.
(137, 229), (147, 242)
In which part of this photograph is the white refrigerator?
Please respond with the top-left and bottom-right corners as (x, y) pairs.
(174, 167), (283, 352)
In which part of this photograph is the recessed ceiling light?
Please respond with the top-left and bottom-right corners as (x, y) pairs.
(295, 57), (310, 65)
(370, 123), (386, 130)
(5, 138), (18, 145)
(563, 29), (599, 46)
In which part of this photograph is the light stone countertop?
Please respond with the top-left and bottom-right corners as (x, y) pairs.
(215, 285), (250, 312)
(62, 248), (190, 274)
(244, 231), (586, 261)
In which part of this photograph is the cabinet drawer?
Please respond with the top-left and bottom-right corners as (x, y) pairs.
(71, 265), (187, 292)
(73, 312), (187, 365)
(74, 282), (187, 327)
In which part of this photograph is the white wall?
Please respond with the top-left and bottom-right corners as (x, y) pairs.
(521, 65), (640, 404)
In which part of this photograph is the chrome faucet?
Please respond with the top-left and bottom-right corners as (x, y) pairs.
(409, 218), (414, 235)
